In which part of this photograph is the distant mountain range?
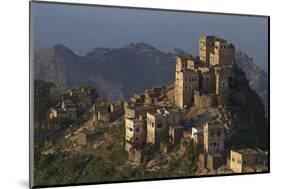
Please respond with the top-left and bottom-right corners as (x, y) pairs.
(34, 43), (268, 111)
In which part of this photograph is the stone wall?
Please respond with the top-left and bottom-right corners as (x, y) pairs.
(194, 90), (217, 110)
(128, 148), (143, 165)
(207, 153), (225, 170)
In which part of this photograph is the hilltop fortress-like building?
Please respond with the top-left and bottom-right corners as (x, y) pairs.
(175, 35), (235, 108)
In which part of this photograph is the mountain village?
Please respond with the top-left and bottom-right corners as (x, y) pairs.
(42, 35), (268, 179)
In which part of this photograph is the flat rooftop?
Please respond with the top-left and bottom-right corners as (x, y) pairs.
(232, 148), (259, 155)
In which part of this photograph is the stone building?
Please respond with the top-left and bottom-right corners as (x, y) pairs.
(144, 86), (166, 105)
(49, 99), (77, 120)
(169, 125), (184, 144)
(110, 101), (123, 113)
(76, 130), (96, 146)
(146, 110), (169, 144)
(206, 153), (225, 170)
(214, 66), (234, 95)
(199, 35), (215, 65)
(175, 56), (200, 108)
(203, 121), (225, 154)
(68, 86), (96, 100)
(230, 149), (268, 173)
(125, 116), (146, 151)
(198, 67), (216, 94)
(146, 108), (179, 144)
(194, 90), (217, 110)
(209, 38), (235, 66)
(124, 102), (160, 119)
(92, 103), (111, 122)
(198, 153), (225, 171)
(175, 35), (235, 109)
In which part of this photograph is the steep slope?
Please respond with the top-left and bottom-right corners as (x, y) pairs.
(224, 64), (268, 150)
(34, 44), (83, 89)
(235, 51), (268, 113)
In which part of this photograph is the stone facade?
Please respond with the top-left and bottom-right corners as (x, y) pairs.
(76, 130), (96, 145)
(124, 102), (160, 119)
(169, 125), (184, 144)
(128, 148), (143, 165)
(198, 153), (225, 171)
(215, 66), (234, 95)
(93, 103), (111, 122)
(146, 110), (169, 144)
(175, 57), (200, 108)
(125, 117), (146, 151)
(194, 90), (217, 110)
(206, 153), (225, 170)
(199, 35), (215, 64)
(49, 99), (77, 120)
(203, 121), (225, 154)
(175, 35), (235, 109)
(209, 39), (235, 66)
(146, 108), (179, 145)
(230, 149), (268, 173)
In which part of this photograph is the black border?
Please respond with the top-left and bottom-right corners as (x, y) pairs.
(29, 1), (270, 188)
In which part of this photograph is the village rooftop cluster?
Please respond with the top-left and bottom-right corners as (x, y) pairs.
(47, 35), (268, 174)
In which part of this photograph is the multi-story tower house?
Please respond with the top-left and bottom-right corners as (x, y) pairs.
(198, 67), (216, 94)
(146, 108), (179, 144)
(146, 110), (169, 144)
(209, 38), (235, 66)
(203, 121), (225, 154)
(199, 35), (215, 64)
(175, 35), (235, 109)
(175, 56), (200, 109)
(125, 116), (146, 151)
(230, 149), (268, 173)
(214, 66), (234, 95)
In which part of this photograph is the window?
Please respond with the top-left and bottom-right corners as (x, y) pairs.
(136, 137), (138, 141)
(129, 128), (133, 132)
(135, 128), (140, 132)
(157, 123), (162, 128)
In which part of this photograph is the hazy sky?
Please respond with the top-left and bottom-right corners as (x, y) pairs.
(32, 2), (269, 71)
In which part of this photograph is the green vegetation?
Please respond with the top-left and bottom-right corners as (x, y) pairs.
(34, 80), (58, 128)
(225, 64), (268, 150)
(34, 117), (199, 186)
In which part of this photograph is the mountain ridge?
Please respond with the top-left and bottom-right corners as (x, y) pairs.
(34, 43), (268, 112)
